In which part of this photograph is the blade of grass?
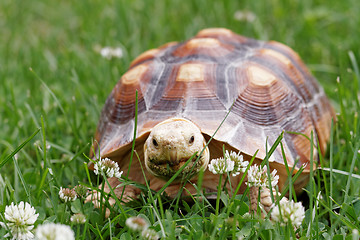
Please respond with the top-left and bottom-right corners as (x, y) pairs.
(319, 168), (360, 180)
(263, 132), (284, 205)
(68, 143), (90, 163)
(315, 192), (360, 231)
(0, 128), (40, 169)
(329, 119), (335, 227)
(336, 77), (351, 147)
(262, 131), (284, 165)
(215, 174), (222, 216)
(101, 173), (128, 219)
(349, 51), (360, 84)
(126, 90), (138, 178)
(155, 153), (197, 198)
(13, 156), (32, 204)
(229, 150), (258, 203)
(150, 205), (166, 238)
(343, 141), (360, 204)
(30, 68), (81, 144)
(306, 131), (315, 238)
(36, 168), (49, 199)
(24, 103), (40, 128)
(195, 102), (235, 188)
(280, 142), (296, 201)
(277, 159), (304, 201)
(83, 161), (93, 188)
(133, 150), (164, 220)
(184, 183), (215, 213)
(41, 115), (47, 169)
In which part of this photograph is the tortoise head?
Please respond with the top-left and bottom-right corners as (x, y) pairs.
(144, 118), (210, 181)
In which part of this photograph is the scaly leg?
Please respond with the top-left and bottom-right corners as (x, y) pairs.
(249, 186), (278, 217)
(86, 177), (140, 217)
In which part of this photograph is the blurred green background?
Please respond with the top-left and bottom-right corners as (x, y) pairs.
(1, 1), (360, 238)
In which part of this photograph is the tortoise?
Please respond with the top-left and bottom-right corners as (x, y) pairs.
(88, 28), (334, 213)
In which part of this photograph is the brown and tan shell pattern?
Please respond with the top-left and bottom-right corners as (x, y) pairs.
(91, 28), (334, 180)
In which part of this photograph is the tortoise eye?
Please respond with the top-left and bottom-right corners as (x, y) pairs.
(152, 138), (158, 147)
(189, 135), (195, 144)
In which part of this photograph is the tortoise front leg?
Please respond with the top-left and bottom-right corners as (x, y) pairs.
(246, 164), (281, 217)
(86, 177), (140, 217)
(249, 186), (278, 217)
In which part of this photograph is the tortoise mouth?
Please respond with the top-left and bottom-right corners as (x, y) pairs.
(152, 157), (191, 168)
(147, 154), (206, 180)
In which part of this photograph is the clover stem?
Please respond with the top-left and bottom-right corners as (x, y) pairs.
(100, 175), (106, 218)
(215, 174), (222, 216)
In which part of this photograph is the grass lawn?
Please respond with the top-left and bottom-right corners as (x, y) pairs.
(1, 0), (360, 239)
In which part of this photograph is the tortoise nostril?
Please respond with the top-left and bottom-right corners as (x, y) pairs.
(169, 149), (178, 163)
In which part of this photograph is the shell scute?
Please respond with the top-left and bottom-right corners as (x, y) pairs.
(130, 42), (178, 68)
(172, 37), (235, 59)
(196, 28), (248, 46)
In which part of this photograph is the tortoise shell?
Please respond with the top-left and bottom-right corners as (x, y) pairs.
(91, 28), (334, 193)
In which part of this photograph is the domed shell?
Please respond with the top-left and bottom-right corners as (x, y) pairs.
(92, 28), (334, 172)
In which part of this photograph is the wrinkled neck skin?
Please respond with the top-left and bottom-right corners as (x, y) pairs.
(144, 118), (210, 181)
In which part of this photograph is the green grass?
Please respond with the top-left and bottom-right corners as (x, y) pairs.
(1, 0), (360, 239)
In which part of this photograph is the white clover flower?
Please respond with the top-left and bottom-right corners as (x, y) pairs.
(33, 140), (41, 148)
(271, 198), (305, 228)
(353, 229), (359, 240)
(242, 212), (251, 219)
(246, 164), (279, 189)
(99, 47), (123, 59)
(141, 228), (159, 240)
(126, 216), (149, 231)
(225, 150), (249, 176)
(35, 223), (75, 240)
(70, 213), (86, 224)
(58, 187), (77, 202)
(94, 157), (123, 178)
(233, 10), (256, 22)
(0, 201), (39, 240)
(33, 140), (51, 151)
(73, 184), (89, 199)
(208, 157), (235, 174)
